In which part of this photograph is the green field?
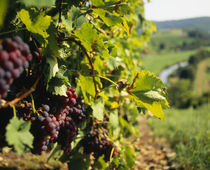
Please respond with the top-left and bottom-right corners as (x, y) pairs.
(144, 28), (210, 169)
(149, 105), (210, 170)
(142, 50), (196, 74)
(147, 29), (194, 53)
(142, 28), (210, 74)
(193, 58), (210, 95)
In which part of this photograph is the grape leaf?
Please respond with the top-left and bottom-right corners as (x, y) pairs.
(6, 117), (34, 155)
(107, 56), (123, 70)
(131, 90), (166, 102)
(48, 67), (69, 96)
(92, 9), (123, 27)
(93, 156), (108, 169)
(91, 0), (105, 7)
(124, 146), (135, 168)
(109, 111), (119, 128)
(128, 70), (168, 120)
(43, 56), (59, 85)
(74, 23), (103, 52)
(17, 9), (51, 38)
(62, 6), (88, 32)
(20, 0), (56, 8)
(0, 0), (7, 28)
(91, 98), (104, 121)
(77, 74), (95, 104)
(47, 25), (60, 56)
(68, 152), (91, 170)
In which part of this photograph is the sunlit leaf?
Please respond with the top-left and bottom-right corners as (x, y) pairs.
(20, 0), (56, 8)
(17, 9), (51, 38)
(91, 98), (104, 121)
(6, 117), (34, 155)
(0, 0), (7, 28)
(77, 74), (95, 104)
(128, 70), (168, 120)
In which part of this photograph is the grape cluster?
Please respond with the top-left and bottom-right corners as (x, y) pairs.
(0, 37), (32, 100)
(56, 87), (86, 154)
(30, 104), (60, 154)
(82, 124), (118, 162)
(27, 87), (86, 155)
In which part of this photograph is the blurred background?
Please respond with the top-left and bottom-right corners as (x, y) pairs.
(142, 0), (210, 169)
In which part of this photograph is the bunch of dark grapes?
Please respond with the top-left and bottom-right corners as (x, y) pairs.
(82, 124), (118, 162)
(62, 87), (86, 124)
(0, 37), (32, 100)
(27, 87), (86, 155)
(56, 87), (86, 154)
(30, 104), (60, 154)
(57, 116), (78, 154)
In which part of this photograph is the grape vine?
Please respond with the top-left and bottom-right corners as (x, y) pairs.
(0, 0), (168, 169)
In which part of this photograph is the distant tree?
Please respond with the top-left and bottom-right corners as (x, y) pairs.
(187, 30), (203, 38)
(168, 80), (192, 108)
(159, 43), (165, 50)
(177, 66), (195, 80)
(188, 55), (198, 65)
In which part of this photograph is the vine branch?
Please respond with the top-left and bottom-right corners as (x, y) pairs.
(57, 0), (63, 29)
(65, 37), (99, 99)
(127, 73), (139, 93)
(2, 76), (41, 108)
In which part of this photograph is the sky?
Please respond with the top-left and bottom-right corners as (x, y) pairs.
(144, 0), (210, 21)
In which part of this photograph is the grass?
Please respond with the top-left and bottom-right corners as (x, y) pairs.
(149, 105), (210, 170)
(193, 58), (210, 95)
(142, 50), (196, 74)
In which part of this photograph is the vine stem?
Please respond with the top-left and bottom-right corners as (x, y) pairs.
(98, 75), (118, 86)
(0, 28), (26, 36)
(2, 76), (41, 108)
(65, 38), (99, 100)
(127, 73), (139, 93)
(57, 0), (63, 29)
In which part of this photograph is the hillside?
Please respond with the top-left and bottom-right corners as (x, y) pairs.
(155, 17), (210, 33)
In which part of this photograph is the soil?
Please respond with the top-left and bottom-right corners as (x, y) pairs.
(0, 117), (179, 170)
(133, 117), (179, 170)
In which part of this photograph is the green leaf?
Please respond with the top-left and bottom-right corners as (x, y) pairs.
(20, 0), (56, 8)
(74, 23), (102, 52)
(130, 70), (165, 91)
(128, 70), (168, 120)
(17, 9), (51, 38)
(68, 152), (91, 170)
(6, 117), (34, 155)
(124, 146), (135, 168)
(131, 90), (166, 102)
(0, 0), (7, 28)
(47, 25), (60, 56)
(94, 155), (108, 169)
(109, 111), (119, 128)
(92, 8), (123, 27)
(91, 98), (104, 121)
(107, 56), (123, 70)
(47, 143), (63, 162)
(43, 56), (59, 85)
(119, 117), (136, 135)
(91, 0), (105, 7)
(62, 6), (88, 32)
(77, 74), (95, 104)
(48, 67), (69, 96)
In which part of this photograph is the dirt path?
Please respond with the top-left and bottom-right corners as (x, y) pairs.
(134, 117), (178, 170)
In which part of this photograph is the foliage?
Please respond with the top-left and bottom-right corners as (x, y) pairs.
(150, 105), (210, 170)
(167, 79), (192, 108)
(167, 49), (210, 108)
(0, 0), (167, 169)
(6, 117), (34, 155)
